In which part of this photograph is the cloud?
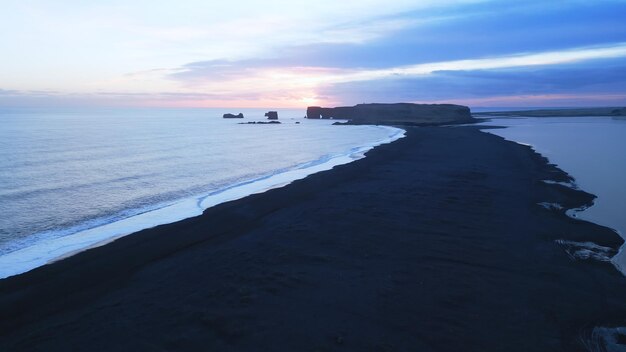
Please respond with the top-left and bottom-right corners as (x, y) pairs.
(5, 41), (626, 109)
(169, 42), (626, 89)
(3, 0), (626, 107)
(0, 88), (313, 109)
(168, 0), (626, 74)
(0, 89), (19, 95)
(319, 58), (626, 106)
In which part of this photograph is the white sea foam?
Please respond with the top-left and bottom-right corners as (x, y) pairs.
(555, 239), (615, 262)
(537, 202), (564, 211)
(541, 179), (578, 189)
(0, 125), (404, 279)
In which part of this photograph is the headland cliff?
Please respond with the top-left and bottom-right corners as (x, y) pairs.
(306, 103), (476, 126)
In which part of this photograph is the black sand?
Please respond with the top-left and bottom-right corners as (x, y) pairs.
(2, 126), (626, 351)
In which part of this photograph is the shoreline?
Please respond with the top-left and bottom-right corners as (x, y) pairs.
(0, 125), (404, 280)
(2, 126), (626, 351)
(477, 116), (626, 277)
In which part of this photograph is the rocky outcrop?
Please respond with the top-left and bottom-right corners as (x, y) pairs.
(306, 103), (475, 126)
(223, 113), (244, 119)
(265, 111), (278, 120)
(238, 121), (281, 125)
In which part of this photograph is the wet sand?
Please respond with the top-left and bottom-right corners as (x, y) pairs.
(1, 126), (626, 351)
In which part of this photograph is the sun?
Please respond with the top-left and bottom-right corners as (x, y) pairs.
(300, 96), (319, 105)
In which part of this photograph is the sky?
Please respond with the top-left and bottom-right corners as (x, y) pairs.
(1, 0), (626, 108)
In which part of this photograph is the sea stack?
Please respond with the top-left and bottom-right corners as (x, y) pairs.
(223, 113), (244, 119)
(265, 111), (278, 120)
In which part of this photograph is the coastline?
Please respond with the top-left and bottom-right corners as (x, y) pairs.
(477, 116), (626, 276)
(2, 126), (626, 351)
(0, 124), (404, 280)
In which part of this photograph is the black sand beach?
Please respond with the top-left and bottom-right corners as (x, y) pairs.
(2, 126), (626, 351)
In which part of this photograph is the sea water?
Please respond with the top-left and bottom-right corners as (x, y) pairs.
(0, 107), (405, 278)
(479, 116), (626, 273)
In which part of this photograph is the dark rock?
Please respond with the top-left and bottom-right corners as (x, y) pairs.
(223, 113), (244, 119)
(265, 111), (278, 120)
(306, 106), (322, 119)
(307, 103), (475, 126)
(238, 121), (281, 125)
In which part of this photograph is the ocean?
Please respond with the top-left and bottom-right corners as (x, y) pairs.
(0, 107), (404, 278)
(479, 116), (626, 273)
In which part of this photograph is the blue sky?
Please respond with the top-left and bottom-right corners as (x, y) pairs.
(1, 0), (625, 108)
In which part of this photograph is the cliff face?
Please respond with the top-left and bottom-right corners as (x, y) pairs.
(306, 103), (475, 126)
(265, 111), (279, 120)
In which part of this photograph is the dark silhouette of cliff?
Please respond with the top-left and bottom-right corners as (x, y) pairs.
(223, 113), (244, 119)
(306, 103), (475, 126)
(265, 111), (278, 120)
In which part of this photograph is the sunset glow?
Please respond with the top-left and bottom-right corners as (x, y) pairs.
(2, 0), (626, 108)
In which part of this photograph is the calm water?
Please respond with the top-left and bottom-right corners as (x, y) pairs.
(479, 116), (626, 273)
(0, 108), (404, 278)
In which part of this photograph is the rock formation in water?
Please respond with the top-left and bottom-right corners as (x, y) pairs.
(265, 111), (279, 120)
(238, 121), (281, 125)
(223, 113), (244, 119)
(306, 103), (474, 126)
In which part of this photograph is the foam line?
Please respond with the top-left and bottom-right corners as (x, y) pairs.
(0, 126), (405, 279)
